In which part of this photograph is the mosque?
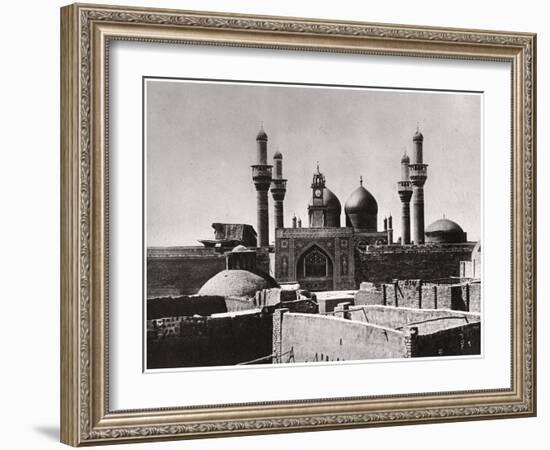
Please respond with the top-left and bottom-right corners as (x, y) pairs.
(249, 126), (473, 292)
(146, 125), (481, 368)
(147, 125), (477, 299)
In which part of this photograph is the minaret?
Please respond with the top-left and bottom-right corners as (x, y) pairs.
(397, 150), (413, 244)
(251, 126), (272, 247)
(270, 149), (287, 230)
(409, 127), (428, 244)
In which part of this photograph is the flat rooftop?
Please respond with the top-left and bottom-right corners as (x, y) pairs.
(314, 290), (357, 300)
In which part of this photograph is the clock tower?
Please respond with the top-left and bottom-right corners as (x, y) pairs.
(308, 163), (327, 227)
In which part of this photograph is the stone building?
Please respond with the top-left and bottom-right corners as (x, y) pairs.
(274, 165), (391, 291)
(199, 223), (258, 250)
(147, 125), (479, 297)
(146, 125), (482, 369)
(147, 228), (270, 298)
(265, 125), (476, 290)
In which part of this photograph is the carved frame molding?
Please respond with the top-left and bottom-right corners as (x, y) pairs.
(61, 3), (536, 446)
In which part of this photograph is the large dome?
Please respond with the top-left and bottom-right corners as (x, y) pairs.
(344, 183), (378, 231)
(198, 270), (277, 298)
(425, 218), (466, 243)
(308, 187), (341, 227)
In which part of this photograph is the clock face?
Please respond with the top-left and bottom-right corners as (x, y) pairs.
(314, 189), (322, 198)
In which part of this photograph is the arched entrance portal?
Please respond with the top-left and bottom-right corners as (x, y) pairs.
(296, 245), (334, 291)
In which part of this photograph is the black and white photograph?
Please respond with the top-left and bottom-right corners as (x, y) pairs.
(145, 78), (482, 370)
(1, 0), (545, 447)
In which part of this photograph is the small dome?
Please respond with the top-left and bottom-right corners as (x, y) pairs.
(413, 130), (424, 142)
(401, 153), (410, 163)
(198, 270), (276, 298)
(344, 184), (378, 231)
(425, 218), (466, 243)
(273, 150), (283, 159)
(256, 129), (268, 141)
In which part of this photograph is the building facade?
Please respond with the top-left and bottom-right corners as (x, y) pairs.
(147, 126), (478, 297)
(268, 126), (477, 290)
(275, 227), (357, 291)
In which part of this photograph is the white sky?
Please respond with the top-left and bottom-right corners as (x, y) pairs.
(146, 79), (481, 246)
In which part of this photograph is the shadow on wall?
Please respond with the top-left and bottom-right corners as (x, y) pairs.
(147, 310), (273, 369)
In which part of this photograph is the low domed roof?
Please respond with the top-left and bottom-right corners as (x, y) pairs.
(256, 129), (268, 141)
(425, 217), (466, 243)
(344, 185), (378, 216)
(426, 218), (464, 234)
(198, 270), (276, 298)
(401, 153), (410, 163)
(273, 150), (283, 159)
(309, 187), (341, 213)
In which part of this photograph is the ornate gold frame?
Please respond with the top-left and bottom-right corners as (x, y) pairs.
(60, 3), (536, 446)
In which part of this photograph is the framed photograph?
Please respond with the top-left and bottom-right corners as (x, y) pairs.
(60, 3), (536, 446)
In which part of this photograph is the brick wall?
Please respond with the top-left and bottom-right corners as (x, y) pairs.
(347, 305), (481, 336)
(414, 322), (481, 356)
(147, 255), (226, 297)
(354, 280), (481, 313)
(384, 280), (422, 308)
(354, 243), (476, 285)
(281, 299), (319, 314)
(421, 284), (438, 309)
(224, 296), (257, 312)
(469, 282), (481, 313)
(432, 284), (453, 310)
(355, 285), (385, 306)
(147, 311), (273, 368)
(147, 246), (272, 298)
(272, 308), (286, 363)
(147, 295), (227, 319)
(275, 312), (409, 363)
(317, 296), (355, 314)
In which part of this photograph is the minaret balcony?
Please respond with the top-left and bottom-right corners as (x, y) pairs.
(397, 181), (412, 192)
(270, 179), (287, 200)
(251, 164), (273, 180)
(397, 181), (413, 202)
(409, 163), (428, 185)
(270, 178), (287, 190)
(252, 164), (272, 191)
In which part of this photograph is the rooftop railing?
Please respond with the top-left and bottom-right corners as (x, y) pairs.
(251, 164), (273, 179)
(397, 181), (412, 191)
